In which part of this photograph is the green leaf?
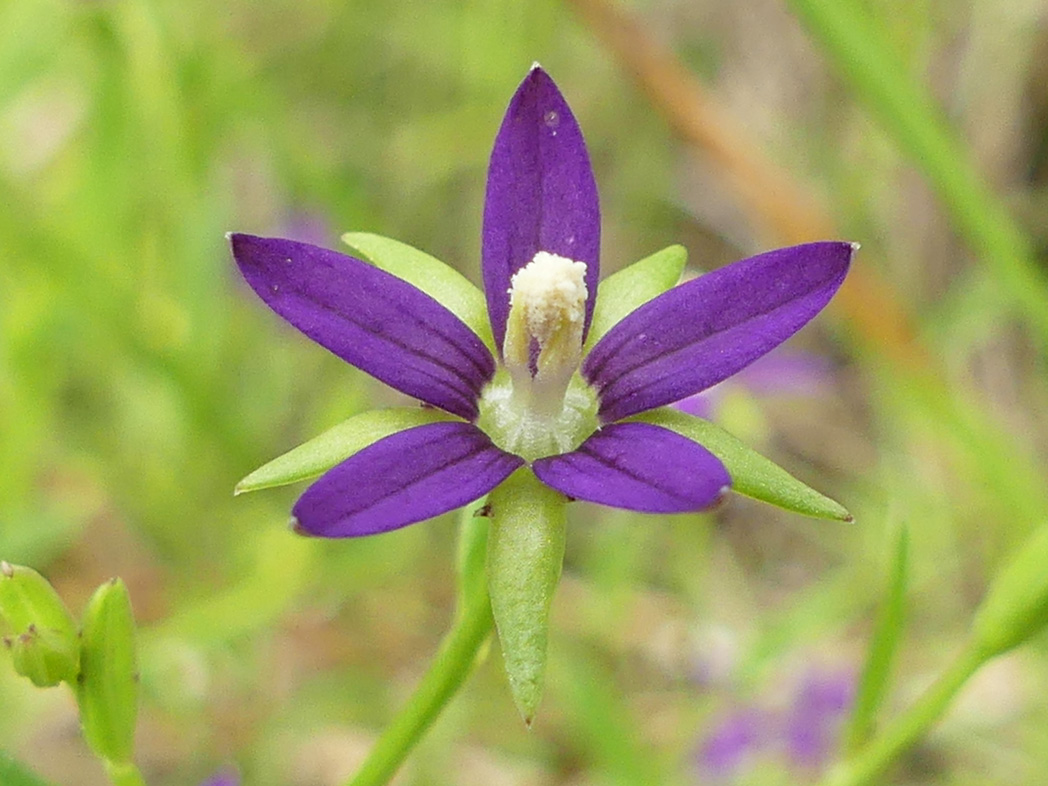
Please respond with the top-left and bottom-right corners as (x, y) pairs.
(0, 752), (56, 786)
(77, 578), (139, 765)
(487, 468), (567, 725)
(585, 245), (687, 351)
(972, 523), (1048, 658)
(235, 408), (452, 495)
(786, 0), (1048, 342)
(631, 408), (852, 521)
(845, 525), (908, 751)
(343, 232), (496, 353)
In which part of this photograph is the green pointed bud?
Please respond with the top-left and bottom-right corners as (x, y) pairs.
(77, 578), (139, 765)
(6, 625), (80, 687)
(0, 562), (78, 637)
(0, 562), (80, 687)
(487, 468), (567, 725)
(972, 525), (1048, 658)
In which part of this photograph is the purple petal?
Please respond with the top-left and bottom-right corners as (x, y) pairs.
(482, 66), (600, 352)
(231, 234), (495, 421)
(292, 422), (523, 537)
(583, 242), (853, 422)
(532, 422), (729, 512)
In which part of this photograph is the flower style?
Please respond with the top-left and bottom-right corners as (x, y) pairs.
(230, 66), (854, 538)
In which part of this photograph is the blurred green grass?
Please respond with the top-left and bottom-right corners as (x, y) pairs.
(2, 0), (1047, 784)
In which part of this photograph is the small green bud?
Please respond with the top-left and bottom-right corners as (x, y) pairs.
(972, 525), (1048, 658)
(0, 562), (78, 638)
(6, 625), (80, 687)
(487, 468), (567, 725)
(0, 562), (80, 686)
(77, 578), (139, 765)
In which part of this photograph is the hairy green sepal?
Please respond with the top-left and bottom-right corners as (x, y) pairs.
(585, 245), (687, 351)
(343, 232), (496, 353)
(235, 407), (451, 494)
(77, 579), (139, 765)
(487, 468), (567, 725)
(632, 408), (852, 521)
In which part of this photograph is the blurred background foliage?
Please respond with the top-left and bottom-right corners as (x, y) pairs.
(2, 0), (1048, 783)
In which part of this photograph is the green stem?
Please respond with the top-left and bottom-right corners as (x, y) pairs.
(103, 760), (147, 786)
(344, 509), (493, 786)
(823, 643), (988, 786)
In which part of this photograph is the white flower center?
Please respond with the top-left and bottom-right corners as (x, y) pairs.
(503, 252), (587, 416)
(477, 251), (597, 461)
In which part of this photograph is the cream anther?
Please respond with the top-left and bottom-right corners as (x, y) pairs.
(502, 252), (588, 417)
(507, 252), (587, 347)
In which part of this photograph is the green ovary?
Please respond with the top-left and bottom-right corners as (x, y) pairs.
(477, 369), (599, 462)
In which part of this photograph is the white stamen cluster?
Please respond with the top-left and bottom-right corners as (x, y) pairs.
(507, 252), (587, 346)
(502, 251), (588, 420)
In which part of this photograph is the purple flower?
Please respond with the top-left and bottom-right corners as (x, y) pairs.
(229, 66), (854, 538)
(696, 708), (768, 779)
(693, 666), (855, 782)
(783, 668), (854, 767)
(675, 349), (833, 421)
(199, 769), (238, 786)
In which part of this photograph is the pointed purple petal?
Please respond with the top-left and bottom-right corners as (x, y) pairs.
(292, 422), (524, 537)
(482, 66), (600, 352)
(583, 242), (853, 422)
(532, 422), (730, 512)
(231, 234), (495, 421)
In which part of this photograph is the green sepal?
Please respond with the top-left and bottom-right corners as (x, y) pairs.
(631, 408), (853, 521)
(343, 232), (496, 353)
(487, 468), (567, 725)
(585, 245), (687, 351)
(972, 524), (1048, 658)
(0, 563), (79, 686)
(6, 625), (80, 687)
(77, 578), (139, 765)
(235, 407), (452, 495)
(845, 525), (909, 751)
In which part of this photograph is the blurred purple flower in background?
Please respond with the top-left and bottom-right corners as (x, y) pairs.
(675, 349), (833, 422)
(199, 768), (238, 786)
(784, 668), (854, 768)
(697, 707), (769, 778)
(279, 209), (335, 248)
(695, 665), (854, 782)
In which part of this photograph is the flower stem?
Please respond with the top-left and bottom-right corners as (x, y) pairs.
(103, 760), (147, 786)
(823, 643), (988, 786)
(344, 508), (493, 786)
